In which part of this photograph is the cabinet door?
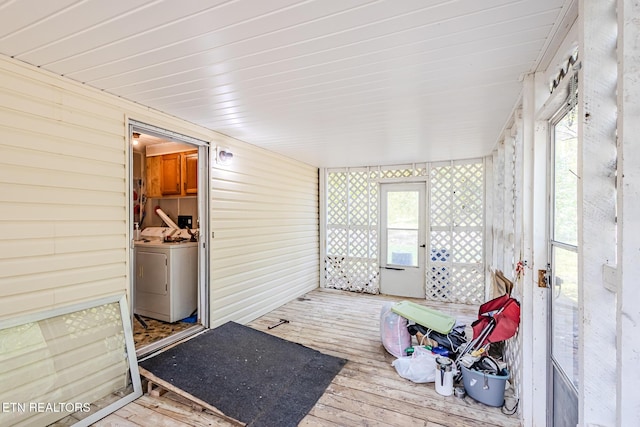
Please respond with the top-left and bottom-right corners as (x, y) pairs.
(145, 156), (163, 197)
(161, 153), (181, 195)
(184, 152), (198, 194)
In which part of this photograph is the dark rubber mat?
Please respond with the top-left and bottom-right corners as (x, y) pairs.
(139, 321), (346, 427)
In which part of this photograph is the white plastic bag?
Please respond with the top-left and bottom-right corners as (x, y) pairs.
(380, 302), (411, 358)
(391, 346), (438, 383)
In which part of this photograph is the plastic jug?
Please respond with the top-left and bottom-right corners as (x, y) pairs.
(435, 356), (454, 396)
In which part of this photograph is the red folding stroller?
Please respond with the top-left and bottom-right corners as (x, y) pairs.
(455, 293), (521, 367)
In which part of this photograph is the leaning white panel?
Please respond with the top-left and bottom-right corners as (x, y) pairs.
(0, 295), (142, 427)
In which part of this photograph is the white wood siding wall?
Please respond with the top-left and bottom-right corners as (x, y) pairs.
(578, 1), (618, 424)
(487, 119), (524, 413)
(0, 58), (129, 319)
(209, 139), (319, 327)
(0, 54), (319, 332)
(0, 56), (210, 319)
(616, 0), (640, 423)
(507, 7), (627, 423)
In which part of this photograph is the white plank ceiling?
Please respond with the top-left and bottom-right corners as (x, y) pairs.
(0, 0), (571, 167)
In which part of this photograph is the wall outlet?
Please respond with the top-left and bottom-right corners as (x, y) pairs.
(178, 215), (192, 229)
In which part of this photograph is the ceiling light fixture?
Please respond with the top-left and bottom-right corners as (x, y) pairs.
(132, 132), (140, 146)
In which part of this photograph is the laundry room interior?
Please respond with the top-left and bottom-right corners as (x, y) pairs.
(131, 131), (203, 350)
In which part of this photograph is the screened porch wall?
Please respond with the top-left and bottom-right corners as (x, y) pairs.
(324, 168), (380, 294)
(487, 116), (525, 414)
(428, 160), (485, 304)
(323, 161), (485, 304)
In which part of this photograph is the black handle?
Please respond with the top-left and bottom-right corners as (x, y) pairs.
(384, 266), (405, 271)
(420, 244), (426, 248)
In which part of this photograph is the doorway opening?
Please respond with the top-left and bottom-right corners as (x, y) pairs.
(129, 122), (209, 357)
(379, 182), (426, 298)
(547, 94), (579, 427)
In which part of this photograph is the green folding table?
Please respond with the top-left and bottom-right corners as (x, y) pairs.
(391, 300), (456, 334)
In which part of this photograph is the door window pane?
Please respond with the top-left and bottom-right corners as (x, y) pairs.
(551, 246), (579, 389)
(553, 110), (578, 245)
(386, 191), (420, 267)
(387, 191), (419, 228)
(387, 229), (418, 266)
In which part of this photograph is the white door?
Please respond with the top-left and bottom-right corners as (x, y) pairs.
(379, 182), (426, 298)
(548, 101), (579, 426)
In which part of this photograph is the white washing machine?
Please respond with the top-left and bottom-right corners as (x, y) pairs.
(134, 228), (198, 323)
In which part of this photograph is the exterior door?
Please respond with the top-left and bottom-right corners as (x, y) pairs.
(379, 182), (426, 298)
(128, 121), (209, 356)
(548, 102), (579, 426)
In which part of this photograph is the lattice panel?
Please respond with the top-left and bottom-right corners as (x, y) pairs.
(325, 256), (348, 289)
(428, 265), (485, 303)
(448, 265), (484, 304)
(504, 328), (522, 406)
(325, 169), (379, 294)
(369, 183), (378, 226)
(327, 228), (347, 256)
(348, 228), (370, 258)
(347, 258), (372, 290)
(369, 230), (378, 258)
(427, 162), (485, 304)
(427, 265), (451, 301)
(380, 168), (414, 179)
(430, 166), (453, 227)
(326, 162), (484, 301)
(324, 257), (379, 293)
(452, 163), (484, 227)
(430, 231), (451, 261)
(349, 171), (370, 226)
(415, 164), (428, 176)
(504, 136), (521, 407)
(327, 172), (347, 225)
(452, 230), (483, 263)
(427, 264), (484, 303)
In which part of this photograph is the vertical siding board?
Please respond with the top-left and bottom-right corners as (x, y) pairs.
(513, 115), (524, 282)
(578, 0), (618, 424)
(520, 75), (537, 426)
(616, 0), (640, 423)
(503, 132), (515, 276)
(483, 154), (494, 297)
(494, 141), (505, 273)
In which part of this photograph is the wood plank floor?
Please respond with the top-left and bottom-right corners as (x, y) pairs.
(101, 288), (521, 427)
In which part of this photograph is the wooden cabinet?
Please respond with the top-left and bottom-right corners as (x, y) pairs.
(184, 152), (198, 194)
(146, 150), (197, 197)
(146, 156), (163, 197)
(161, 153), (182, 195)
